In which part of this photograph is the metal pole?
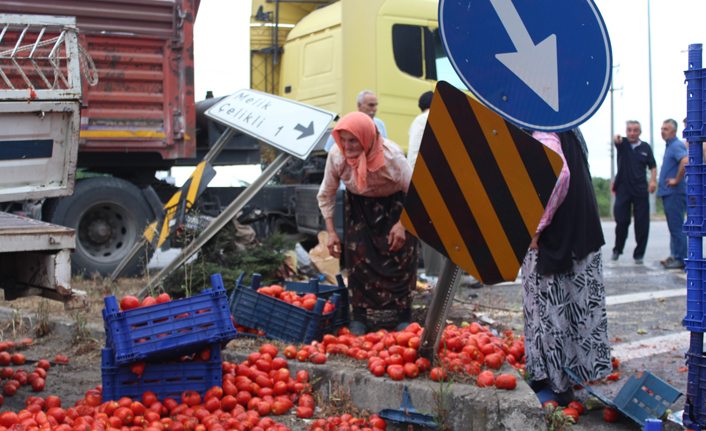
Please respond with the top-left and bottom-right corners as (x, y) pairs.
(418, 258), (463, 362)
(109, 127), (237, 283)
(138, 151), (293, 297)
(647, 0), (656, 215)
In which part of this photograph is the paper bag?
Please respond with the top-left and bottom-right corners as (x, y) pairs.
(309, 231), (340, 285)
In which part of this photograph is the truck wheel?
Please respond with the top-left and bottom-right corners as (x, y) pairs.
(44, 176), (156, 277)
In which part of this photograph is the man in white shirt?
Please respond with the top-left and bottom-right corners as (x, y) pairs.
(406, 91), (433, 169)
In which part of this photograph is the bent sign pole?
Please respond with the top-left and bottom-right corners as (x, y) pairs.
(137, 91), (335, 296)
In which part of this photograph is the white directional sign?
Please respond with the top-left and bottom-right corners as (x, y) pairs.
(205, 89), (336, 160)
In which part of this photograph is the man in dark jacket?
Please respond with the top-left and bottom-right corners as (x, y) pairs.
(611, 120), (657, 264)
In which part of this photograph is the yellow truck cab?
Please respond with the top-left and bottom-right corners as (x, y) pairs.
(250, 0), (466, 152)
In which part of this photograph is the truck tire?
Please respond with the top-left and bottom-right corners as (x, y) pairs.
(44, 176), (156, 277)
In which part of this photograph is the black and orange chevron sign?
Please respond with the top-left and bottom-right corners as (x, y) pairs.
(144, 161), (216, 248)
(401, 81), (564, 284)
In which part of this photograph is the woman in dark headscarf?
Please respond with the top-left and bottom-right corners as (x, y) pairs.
(523, 128), (612, 405)
(317, 112), (418, 335)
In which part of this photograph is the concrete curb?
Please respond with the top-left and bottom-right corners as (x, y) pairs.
(224, 351), (545, 431)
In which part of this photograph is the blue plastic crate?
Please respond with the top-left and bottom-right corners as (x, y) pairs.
(684, 49), (706, 143)
(566, 368), (682, 429)
(101, 343), (222, 402)
(684, 164), (706, 236)
(103, 284), (237, 366)
(684, 349), (706, 429)
(684, 258), (706, 332)
(285, 274), (349, 327)
(219, 272), (340, 344)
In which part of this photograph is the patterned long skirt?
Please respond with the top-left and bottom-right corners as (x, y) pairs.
(521, 249), (612, 393)
(344, 190), (419, 310)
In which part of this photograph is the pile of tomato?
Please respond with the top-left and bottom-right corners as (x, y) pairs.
(0, 341), (387, 431)
(119, 294), (172, 312)
(273, 321), (523, 390)
(255, 285), (337, 314)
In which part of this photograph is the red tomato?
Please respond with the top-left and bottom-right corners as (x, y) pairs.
(415, 357), (431, 372)
(156, 293), (171, 303)
(430, 367), (447, 382)
(611, 356), (619, 369)
(3, 383), (17, 396)
(494, 374), (517, 390)
(120, 296), (140, 311)
(296, 407), (313, 418)
(568, 401), (585, 415)
(0, 367), (13, 379)
(11, 353), (25, 365)
(296, 350), (310, 362)
(54, 355), (69, 364)
(180, 391), (201, 407)
(283, 345), (297, 359)
(37, 359), (51, 371)
(543, 400), (558, 410)
(311, 353), (327, 364)
(299, 394), (315, 408)
(562, 408), (579, 423)
(402, 348), (417, 364)
(270, 401), (290, 415)
(484, 353), (502, 370)
(260, 344), (278, 357)
(387, 365), (405, 381)
(296, 370), (309, 383)
(477, 370), (495, 388)
(403, 363), (420, 378)
(603, 407), (619, 422)
(141, 297), (157, 307)
(114, 407), (134, 425)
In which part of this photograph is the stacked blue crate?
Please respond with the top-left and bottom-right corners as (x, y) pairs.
(101, 284), (238, 401)
(682, 43), (706, 431)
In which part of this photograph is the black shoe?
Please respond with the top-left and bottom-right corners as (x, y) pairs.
(469, 281), (484, 289)
(349, 321), (367, 336)
(611, 251), (619, 261)
(663, 259), (685, 269)
(661, 256), (675, 266)
(634, 257), (644, 265)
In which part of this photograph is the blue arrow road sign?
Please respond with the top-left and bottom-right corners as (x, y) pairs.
(439, 0), (612, 132)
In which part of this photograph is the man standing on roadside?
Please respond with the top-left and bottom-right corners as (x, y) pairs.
(325, 90), (387, 152)
(658, 119), (688, 269)
(611, 121), (657, 264)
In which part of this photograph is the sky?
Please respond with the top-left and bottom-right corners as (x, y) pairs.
(187, 0), (706, 185)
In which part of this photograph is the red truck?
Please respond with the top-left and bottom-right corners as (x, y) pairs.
(0, 0), (235, 277)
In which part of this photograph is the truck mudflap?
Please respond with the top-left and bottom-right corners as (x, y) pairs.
(0, 212), (87, 310)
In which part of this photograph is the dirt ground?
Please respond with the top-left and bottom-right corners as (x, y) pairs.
(0, 273), (515, 431)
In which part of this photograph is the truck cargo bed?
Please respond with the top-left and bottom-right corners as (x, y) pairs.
(0, 212), (86, 309)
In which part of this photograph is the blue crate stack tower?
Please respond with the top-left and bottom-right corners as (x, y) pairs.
(683, 43), (706, 431)
(101, 283), (238, 402)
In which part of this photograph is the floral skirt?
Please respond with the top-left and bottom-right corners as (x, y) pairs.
(521, 249), (612, 393)
(344, 190), (419, 310)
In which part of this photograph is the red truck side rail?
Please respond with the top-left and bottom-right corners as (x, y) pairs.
(0, 0), (197, 162)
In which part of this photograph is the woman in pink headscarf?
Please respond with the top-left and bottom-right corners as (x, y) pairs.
(317, 112), (418, 335)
